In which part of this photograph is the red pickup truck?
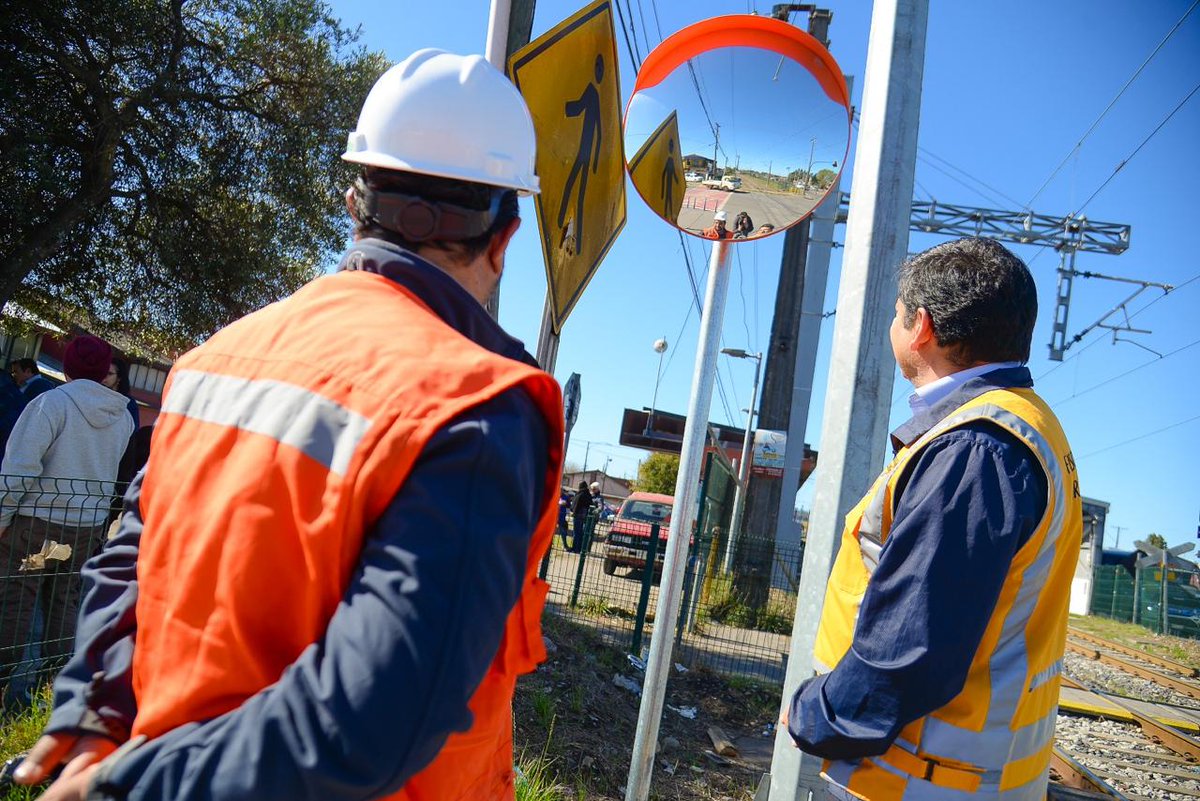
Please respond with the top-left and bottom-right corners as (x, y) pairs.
(602, 491), (674, 577)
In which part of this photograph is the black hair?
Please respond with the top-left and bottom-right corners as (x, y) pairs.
(351, 167), (519, 262)
(898, 237), (1037, 365)
(112, 357), (133, 397)
(12, 358), (38, 375)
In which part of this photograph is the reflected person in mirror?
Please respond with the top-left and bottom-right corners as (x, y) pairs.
(701, 209), (730, 240)
(732, 211), (754, 239)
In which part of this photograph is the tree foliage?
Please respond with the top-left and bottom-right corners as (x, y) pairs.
(1147, 533), (1168, 550)
(0, 0), (388, 353)
(634, 453), (679, 495)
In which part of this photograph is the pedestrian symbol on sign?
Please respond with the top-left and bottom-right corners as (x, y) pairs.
(558, 54), (605, 257)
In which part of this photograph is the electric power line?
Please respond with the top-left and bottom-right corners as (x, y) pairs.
(917, 146), (1026, 208)
(1073, 80), (1200, 216)
(1078, 413), (1200, 461)
(1025, 0), (1200, 209)
(1051, 335), (1200, 407)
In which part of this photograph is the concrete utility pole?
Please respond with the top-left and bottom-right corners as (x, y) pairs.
(767, 0), (928, 799)
(484, 0), (537, 323)
(769, 101), (852, 590)
(731, 4), (829, 614)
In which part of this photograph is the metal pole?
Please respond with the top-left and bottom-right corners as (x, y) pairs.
(723, 354), (761, 573)
(534, 298), (560, 374)
(769, 118), (852, 591)
(631, 523), (662, 658)
(1160, 552), (1169, 635)
(646, 339), (668, 436)
(768, 1), (929, 798)
(626, 240), (734, 801)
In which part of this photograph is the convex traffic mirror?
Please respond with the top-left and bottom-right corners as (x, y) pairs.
(623, 15), (851, 241)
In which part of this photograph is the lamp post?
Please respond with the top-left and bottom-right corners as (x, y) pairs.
(645, 337), (669, 439)
(720, 348), (762, 573)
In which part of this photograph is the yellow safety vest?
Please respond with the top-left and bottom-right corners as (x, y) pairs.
(813, 387), (1082, 800)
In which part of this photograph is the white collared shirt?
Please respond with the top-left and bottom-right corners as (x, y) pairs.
(907, 362), (1022, 419)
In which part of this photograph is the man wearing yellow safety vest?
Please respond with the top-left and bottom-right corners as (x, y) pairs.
(785, 237), (1082, 800)
(17, 50), (564, 801)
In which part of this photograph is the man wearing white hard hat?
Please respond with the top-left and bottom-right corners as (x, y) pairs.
(20, 50), (564, 801)
(702, 208), (731, 240)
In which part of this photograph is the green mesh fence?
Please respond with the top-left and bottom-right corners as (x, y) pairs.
(1090, 562), (1200, 639)
(0, 474), (126, 710)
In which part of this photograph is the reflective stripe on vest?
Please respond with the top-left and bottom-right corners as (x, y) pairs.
(812, 388), (1082, 800)
(132, 270), (565, 801)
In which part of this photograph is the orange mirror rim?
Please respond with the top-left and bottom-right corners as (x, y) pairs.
(631, 14), (850, 111)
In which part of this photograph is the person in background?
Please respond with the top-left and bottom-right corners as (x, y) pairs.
(569, 479), (592, 553)
(701, 209), (731, 240)
(102, 358), (139, 430)
(784, 237), (1082, 801)
(557, 487), (571, 550)
(0, 336), (134, 698)
(0, 371), (24, 458)
(732, 211), (754, 239)
(10, 359), (53, 410)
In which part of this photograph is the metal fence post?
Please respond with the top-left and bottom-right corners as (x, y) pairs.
(631, 523), (661, 657)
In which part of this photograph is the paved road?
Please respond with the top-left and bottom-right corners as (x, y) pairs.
(676, 185), (825, 238)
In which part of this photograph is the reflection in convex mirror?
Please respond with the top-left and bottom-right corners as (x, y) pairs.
(623, 15), (851, 241)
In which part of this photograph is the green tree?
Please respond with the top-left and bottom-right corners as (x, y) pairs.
(0, 0), (388, 353)
(1146, 533), (1168, 550)
(634, 453), (679, 495)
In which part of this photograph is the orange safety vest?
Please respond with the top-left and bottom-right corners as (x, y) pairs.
(132, 269), (564, 800)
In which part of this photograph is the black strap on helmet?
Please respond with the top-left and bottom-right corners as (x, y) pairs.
(359, 184), (503, 243)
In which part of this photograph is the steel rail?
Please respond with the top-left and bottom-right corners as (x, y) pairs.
(1066, 637), (1200, 702)
(1050, 747), (1127, 798)
(1068, 627), (1200, 678)
(1061, 674), (1200, 762)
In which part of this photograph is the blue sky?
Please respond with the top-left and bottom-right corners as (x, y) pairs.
(328, 0), (1200, 551)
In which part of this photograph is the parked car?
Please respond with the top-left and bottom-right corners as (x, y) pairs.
(684, 172), (702, 182)
(602, 491), (675, 576)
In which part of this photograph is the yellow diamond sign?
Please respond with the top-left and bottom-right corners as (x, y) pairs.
(628, 110), (684, 226)
(509, 0), (626, 334)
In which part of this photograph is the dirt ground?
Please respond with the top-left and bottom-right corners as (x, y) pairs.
(514, 614), (781, 801)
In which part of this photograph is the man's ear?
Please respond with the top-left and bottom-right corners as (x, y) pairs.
(486, 217), (522, 277)
(911, 307), (936, 349)
(345, 186), (359, 223)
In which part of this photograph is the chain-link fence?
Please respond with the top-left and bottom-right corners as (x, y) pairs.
(0, 475), (124, 709)
(1091, 562), (1200, 639)
(540, 453), (802, 686)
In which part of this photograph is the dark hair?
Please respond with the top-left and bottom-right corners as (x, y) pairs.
(898, 237), (1037, 365)
(12, 358), (39, 375)
(578, 480), (588, 491)
(351, 167), (519, 261)
(112, 357), (133, 397)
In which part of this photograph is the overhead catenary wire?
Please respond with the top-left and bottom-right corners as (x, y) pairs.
(1025, 0), (1200, 209)
(1077, 413), (1200, 461)
(1051, 335), (1200, 407)
(1072, 80), (1200, 217)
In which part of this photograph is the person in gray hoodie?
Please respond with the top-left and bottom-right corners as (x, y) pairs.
(0, 335), (135, 691)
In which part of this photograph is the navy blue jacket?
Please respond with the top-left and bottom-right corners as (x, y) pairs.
(788, 367), (1048, 760)
(48, 239), (551, 800)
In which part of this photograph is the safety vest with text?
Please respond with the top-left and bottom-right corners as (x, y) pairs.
(131, 269), (564, 801)
(812, 388), (1082, 800)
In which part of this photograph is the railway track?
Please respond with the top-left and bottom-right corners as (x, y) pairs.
(1067, 629), (1200, 704)
(1053, 670), (1200, 799)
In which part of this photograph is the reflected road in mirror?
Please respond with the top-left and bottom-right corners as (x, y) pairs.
(624, 44), (850, 240)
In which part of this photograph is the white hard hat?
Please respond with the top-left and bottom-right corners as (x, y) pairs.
(714, 210), (728, 222)
(590, 482), (600, 491)
(343, 50), (540, 195)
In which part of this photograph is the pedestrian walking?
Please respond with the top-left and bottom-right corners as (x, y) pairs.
(18, 49), (564, 801)
(783, 238), (1083, 801)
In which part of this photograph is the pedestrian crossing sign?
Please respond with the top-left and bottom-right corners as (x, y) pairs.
(628, 111), (684, 225)
(509, 0), (626, 334)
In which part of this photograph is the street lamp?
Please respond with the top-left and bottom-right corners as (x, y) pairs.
(645, 337), (669, 439)
(719, 347), (762, 572)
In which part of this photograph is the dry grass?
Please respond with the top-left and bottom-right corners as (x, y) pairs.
(1069, 614), (1200, 668)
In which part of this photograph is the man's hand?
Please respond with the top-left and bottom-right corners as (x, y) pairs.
(13, 732), (116, 786)
(33, 760), (100, 801)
